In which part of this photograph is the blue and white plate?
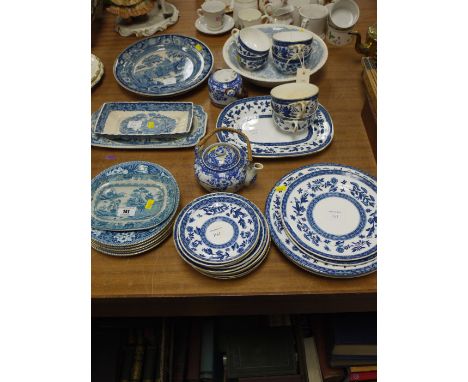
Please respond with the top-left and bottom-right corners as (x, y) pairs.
(216, 96), (333, 158)
(94, 102), (193, 136)
(91, 161), (179, 231)
(174, 193), (261, 266)
(265, 163), (377, 278)
(223, 24), (328, 88)
(91, 104), (207, 149)
(114, 34), (214, 97)
(281, 165), (377, 261)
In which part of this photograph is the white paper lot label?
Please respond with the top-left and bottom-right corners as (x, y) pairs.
(117, 207), (137, 217)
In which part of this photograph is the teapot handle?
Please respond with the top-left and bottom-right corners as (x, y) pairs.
(197, 127), (253, 162)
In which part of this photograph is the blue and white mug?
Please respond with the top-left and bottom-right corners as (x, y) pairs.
(270, 82), (319, 133)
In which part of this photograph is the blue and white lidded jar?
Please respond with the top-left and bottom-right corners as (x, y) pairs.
(194, 127), (263, 193)
(208, 69), (244, 107)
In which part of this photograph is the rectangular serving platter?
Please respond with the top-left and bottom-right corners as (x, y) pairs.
(94, 102), (193, 136)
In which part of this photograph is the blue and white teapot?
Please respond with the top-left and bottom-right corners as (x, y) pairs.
(194, 127), (263, 193)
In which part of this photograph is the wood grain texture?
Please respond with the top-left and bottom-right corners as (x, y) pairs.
(91, 0), (377, 315)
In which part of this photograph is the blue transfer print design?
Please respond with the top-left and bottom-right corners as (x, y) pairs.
(216, 96), (333, 157)
(202, 144), (241, 172)
(280, 168), (377, 261)
(91, 161), (179, 231)
(272, 44), (312, 60)
(200, 216), (239, 249)
(271, 95), (318, 119)
(114, 35), (214, 96)
(237, 53), (268, 71)
(91, 104), (207, 149)
(227, 25), (325, 81)
(120, 113), (176, 134)
(235, 36), (270, 57)
(208, 71), (243, 106)
(265, 163), (377, 278)
(175, 194), (261, 264)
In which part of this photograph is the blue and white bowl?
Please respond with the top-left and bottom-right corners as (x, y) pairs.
(208, 69), (243, 107)
(231, 27), (271, 58)
(272, 30), (314, 62)
(238, 52), (269, 71)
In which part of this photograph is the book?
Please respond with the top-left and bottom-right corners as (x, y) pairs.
(329, 313), (377, 357)
(172, 319), (190, 382)
(291, 315), (308, 382)
(200, 319), (215, 381)
(130, 329), (145, 382)
(329, 355), (377, 368)
(226, 327), (297, 378)
(142, 346), (158, 382)
(120, 346), (136, 382)
(239, 376), (302, 382)
(348, 370), (377, 381)
(303, 337), (322, 382)
(308, 318), (345, 382)
(349, 366), (377, 373)
(186, 319), (202, 382)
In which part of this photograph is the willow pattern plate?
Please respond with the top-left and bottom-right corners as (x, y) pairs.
(91, 161), (179, 231)
(91, 104), (207, 149)
(114, 34), (213, 97)
(265, 163), (377, 278)
(216, 96), (333, 158)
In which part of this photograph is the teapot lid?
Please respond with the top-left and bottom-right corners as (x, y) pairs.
(202, 143), (242, 172)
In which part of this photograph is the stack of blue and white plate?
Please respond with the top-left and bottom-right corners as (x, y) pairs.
(265, 163), (377, 278)
(91, 161), (179, 256)
(173, 193), (270, 279)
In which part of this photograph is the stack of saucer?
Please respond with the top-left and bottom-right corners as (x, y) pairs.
(266, 163), (377, 278)
(91, 161), (179, 256)
(173, 193), (270, 279)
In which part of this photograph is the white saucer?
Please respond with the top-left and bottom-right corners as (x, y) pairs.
(195, 15), (234, 35)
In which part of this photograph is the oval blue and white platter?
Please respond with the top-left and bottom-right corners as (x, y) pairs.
(114, 34), (214, 97)
(91, 161), (179, 231)
(216, 96), (333, 158)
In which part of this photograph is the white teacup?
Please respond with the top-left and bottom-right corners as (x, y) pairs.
(328, 0), (360, 30)
(238, 8), (269, 28)
(300, 4), (328, 38)
(197, 0), (226, 31)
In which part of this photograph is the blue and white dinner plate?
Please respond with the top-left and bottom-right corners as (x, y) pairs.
(216, 96), (333, 158)
(91, 161), (179, 231)
(91, 104), (207, 149)
(174, 193), (262, 266)
(114, 34), (214, 97)
(281, 165), (377, 261)
(222, 24), (328, 88)
(265, 163), (377, 278)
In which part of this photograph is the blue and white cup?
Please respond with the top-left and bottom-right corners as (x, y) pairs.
(208, 69), (244, 107)
(231, 27), (271, 58)
(272, 53), (311, 74)
(237, 51), (269, 70)
(270, 82), (319, 133)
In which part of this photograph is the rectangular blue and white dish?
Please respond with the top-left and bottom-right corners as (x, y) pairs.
(94, 102), (193, 136)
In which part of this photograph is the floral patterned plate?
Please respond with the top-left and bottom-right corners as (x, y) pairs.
(114, 34), (213, 97)
(91, 161), (179, 231)
(216, 96), (333, 158)
(265, 163), (377, 278)
(281, 165), (377, 261)
(174, 193), (262, 266)
(94, 102), (193, 136)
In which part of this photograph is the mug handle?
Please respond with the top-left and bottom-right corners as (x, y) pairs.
(197, 8), (204, 18)
(300, 18), (310, 29)
(231, 28), (240, 37)
(287, 100), (309, 119)
(261, 14), (271, 24)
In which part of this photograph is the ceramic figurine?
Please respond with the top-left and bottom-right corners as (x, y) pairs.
(208, 69), (245, 107)
(194, 128), (263, 193)
(106, 0), (156, 22)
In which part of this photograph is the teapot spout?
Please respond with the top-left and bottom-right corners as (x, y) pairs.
(349, 31), (369, 55)
(245, 163), (263, 187)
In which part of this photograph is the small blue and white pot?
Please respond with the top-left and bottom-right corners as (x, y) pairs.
(231, 27), (271, 57)
(270, 82), (319, 133)
(238, 52), (269, 71)
(208, 69), (244, 107)
(194, 127), (263, 193)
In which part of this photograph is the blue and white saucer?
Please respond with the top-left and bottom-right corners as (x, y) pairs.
(265, 163), (377, 278)
(91, 161), (179, 231)
(174, 193), (261, 266)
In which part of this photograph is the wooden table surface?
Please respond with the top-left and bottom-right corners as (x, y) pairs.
(91, 0), (377, 316)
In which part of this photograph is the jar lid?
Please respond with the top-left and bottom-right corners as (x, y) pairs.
(202, 143), (242, 172)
